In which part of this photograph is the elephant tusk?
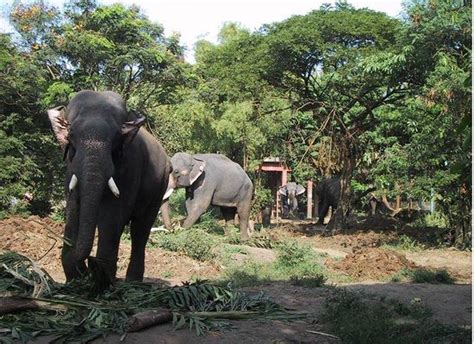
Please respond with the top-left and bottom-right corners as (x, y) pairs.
(108, 177), (120, 198)
(163, 188), (174, 200)
(69, 174), (78, 192)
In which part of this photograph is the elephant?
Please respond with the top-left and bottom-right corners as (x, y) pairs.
(162, 153), (254, 240)
(314, 177), (341, 225)
(278, 182), (305, 218)
(47, 90), (171, 282)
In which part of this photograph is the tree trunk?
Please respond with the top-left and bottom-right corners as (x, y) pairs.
(327, 148), (355, 234)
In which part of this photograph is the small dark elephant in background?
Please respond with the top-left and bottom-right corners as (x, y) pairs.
(314, 177), (341, 225)
(162, 153), (254, 240)
(279, 182), (305, 218)
(47, 90), (171, 282)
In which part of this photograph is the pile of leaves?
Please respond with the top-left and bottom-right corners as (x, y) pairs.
(0, 251), (304, 342)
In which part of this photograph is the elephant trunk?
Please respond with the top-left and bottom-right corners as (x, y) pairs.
(289, 193), (298, 211)
(74, 159), (106, 264)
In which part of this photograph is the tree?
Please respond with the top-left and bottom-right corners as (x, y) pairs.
(1, 0), (190, 216)
(254, 4), (407, 230)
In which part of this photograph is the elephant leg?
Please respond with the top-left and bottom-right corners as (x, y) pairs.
(96, 209), (123, 280)
(126, 212), (157, 281)
(221, 207), (236, 235)
(317, 200), (329, 225)
(237, 202), (252, 241)
(62, 194), (87, 281)
(221, 207), (236, 225)
(183, 196), (211, 228)
(160, 200), (172, 229)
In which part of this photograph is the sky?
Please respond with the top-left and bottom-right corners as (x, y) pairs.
(0, 0), (404, 63)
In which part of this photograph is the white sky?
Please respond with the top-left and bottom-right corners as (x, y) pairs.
(0, 0), (404, 63)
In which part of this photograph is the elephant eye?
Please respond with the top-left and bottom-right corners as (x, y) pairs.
(68, 144), (76, 162)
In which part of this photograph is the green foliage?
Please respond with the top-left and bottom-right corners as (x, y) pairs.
(383, 234), (423, 251)
(221, 240), (327, 288)
(392, 268), (455, 284)
(151, 228), (216, 261)
(321, 288), (469, 343)
(250, 186), (273, 217)
(0, 251), (300, 341)
(275, 240), (314, 268)
(0, 0), (471, 247)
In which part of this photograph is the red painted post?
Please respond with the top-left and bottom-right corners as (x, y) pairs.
(282, 169), (288, 186)
(307, 180), (313, 219)
(275, 189), (280, 223)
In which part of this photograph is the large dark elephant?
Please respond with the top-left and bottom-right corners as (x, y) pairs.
(314, 177), (341, 225)
(162, 153), (254, 240)
(47, 90), (170, 282)
(279, 182), (305, 218)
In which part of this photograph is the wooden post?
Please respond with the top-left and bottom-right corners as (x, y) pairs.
(282, 169), (288, 186)
(275, 189), (280, 224)
(307, 180), (313, 219)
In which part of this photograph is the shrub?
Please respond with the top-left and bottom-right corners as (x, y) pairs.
(392, 268), (455, 284)
(151, 228), (215, 261)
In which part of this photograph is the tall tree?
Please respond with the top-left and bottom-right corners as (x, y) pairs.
(255, 3), (407, 230)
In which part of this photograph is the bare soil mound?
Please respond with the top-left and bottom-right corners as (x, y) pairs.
(0, 216), (64, 277)
(330, 248), (417, 280)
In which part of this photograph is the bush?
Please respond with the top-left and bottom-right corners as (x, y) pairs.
(276, 240), (315, 267)
(151, 228), (215, 261)
(220, 239), (328, 288)
(384, 235), (423, 251)
(392, 268), (455, 284)
(250, 186), (273, 217)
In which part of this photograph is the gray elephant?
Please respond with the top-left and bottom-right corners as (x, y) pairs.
(314, 177), (341, 225)
(278, 182), (305, 218)
(162, 153), (254, 240)
(47, 90), (170, 282)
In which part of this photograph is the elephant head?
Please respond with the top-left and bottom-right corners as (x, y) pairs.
(170, 153), (206, 188)
(47, 91), (145, 280)
(279, 182), (305, 211)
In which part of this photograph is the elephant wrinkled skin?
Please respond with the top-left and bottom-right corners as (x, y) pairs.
(279, 182), (305, 218)
(47, 90), (171, 282)
(314, 177), (341, 225)
(162, 153), (254, 240)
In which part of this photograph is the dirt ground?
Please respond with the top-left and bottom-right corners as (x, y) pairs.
(0, 216), (471, 343)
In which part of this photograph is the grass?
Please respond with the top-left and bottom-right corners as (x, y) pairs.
(391, 268), (455, 284)
(321, 288), (471, 344)
(220, 240), (328, 288)
(382, 234), (424, 251)
(150, 228), (216, 261)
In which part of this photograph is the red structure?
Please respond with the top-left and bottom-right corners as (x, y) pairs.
(257, 158), (292, 220)
(258, 158), (315, 220)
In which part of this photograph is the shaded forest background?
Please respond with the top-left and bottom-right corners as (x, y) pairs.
(0, 0), (471, 246)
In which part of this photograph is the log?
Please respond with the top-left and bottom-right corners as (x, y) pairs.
(0, 297), (66, 315)
(0, 297), (39, 314)
(126, 309), (173, 332)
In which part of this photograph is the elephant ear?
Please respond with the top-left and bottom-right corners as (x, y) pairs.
(296, 184), (306, 195)
(278, 185), (288, 196)
(189, 158), (206, 185)
(121, 116), (145, 145)
(47, 105), (69, 151)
